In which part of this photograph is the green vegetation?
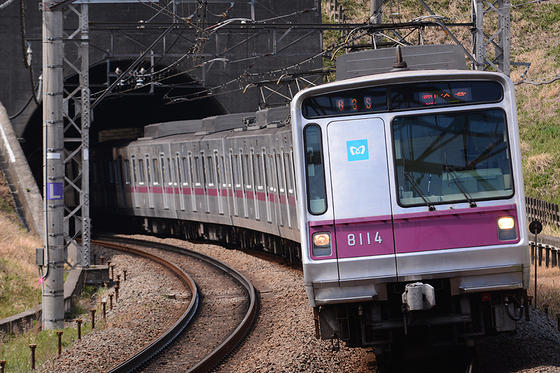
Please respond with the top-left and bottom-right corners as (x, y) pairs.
(0, 258), (42, 319)
(0, 285), (107, 372)
(0, 174), (43, 321)
(323, 0), (560, 205)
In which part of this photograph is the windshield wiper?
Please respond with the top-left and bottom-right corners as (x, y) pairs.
(403, 171), (436, 211)
(445, 166), (477, 208)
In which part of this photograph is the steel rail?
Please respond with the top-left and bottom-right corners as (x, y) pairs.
(95, 236), (258, 373)
(91, 239), (199, 373)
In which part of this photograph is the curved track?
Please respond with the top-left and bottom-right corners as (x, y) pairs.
(92, 237), (259, 373)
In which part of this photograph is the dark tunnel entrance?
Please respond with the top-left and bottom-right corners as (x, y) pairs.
(21, 59), (227, 187)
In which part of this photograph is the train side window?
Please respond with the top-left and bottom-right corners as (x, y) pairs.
(243, 153), (251, 189)
(284, 152), (293, 194)
(200, 154), (207, 187)
(144, 156), (151, 185)
(163, 156), (172, 186)
(303, 125), (327, 214)
(131, 157), (137, 184)
(206, 155), (215, 186)
(159, 156), (167, 185)
(265, 152), (274, 192)
(124, 159), (131, 185)
(252, 151), (262, 190)
(193, 156), (201, 186)
(276, 153), (286, 193)
(180, 157), (189, 186)
(219, 155), (227, 188)
(232, 152), (241, 188)
(175, 156), (182, 185)
(138, 159), (145, 184)
(152, 158), (160, 185)
(171, 158), (177, 185)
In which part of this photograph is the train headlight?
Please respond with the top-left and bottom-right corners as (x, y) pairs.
(312, 232), (332, 257)
(497, 216), (517, 241)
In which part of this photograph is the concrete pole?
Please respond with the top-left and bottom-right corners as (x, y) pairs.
(42, 0), (65, 330)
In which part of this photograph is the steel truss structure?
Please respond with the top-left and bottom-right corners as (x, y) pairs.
(61, 3), (90, 269)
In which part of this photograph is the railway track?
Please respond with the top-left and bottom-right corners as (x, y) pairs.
(92, 237), (259, 373)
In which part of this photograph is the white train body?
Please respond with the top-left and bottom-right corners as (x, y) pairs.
(291, 69), (530, 348)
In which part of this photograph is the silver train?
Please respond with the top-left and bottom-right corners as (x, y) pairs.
(291, 68), (529, 353)
(92, 64), (529, 354)
(92, 106), (301, 261)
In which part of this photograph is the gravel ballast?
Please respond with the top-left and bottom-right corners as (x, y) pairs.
(36, 235), (560, 372)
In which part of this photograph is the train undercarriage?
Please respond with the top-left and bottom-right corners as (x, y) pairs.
(97, 213), (302, 264)
(315, 282), (527, 354)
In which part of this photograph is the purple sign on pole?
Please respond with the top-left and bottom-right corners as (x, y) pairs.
(47, 182), (63, 200)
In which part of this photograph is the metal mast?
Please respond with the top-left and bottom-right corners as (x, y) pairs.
(61, 3), (91, 269)
(472, 0), (511, 74)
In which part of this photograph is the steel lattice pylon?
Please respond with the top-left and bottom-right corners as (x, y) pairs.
(472, 0), (511, 74)
(61, 3), (90, 268)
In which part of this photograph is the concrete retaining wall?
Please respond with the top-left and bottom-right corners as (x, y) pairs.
(0, 101), (44, 237)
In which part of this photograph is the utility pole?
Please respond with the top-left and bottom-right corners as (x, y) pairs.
(42, 0), (65, 330)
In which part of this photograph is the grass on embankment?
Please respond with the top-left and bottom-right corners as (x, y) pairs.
(0, 172), (43, 319)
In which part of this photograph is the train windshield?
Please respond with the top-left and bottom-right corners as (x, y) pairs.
(393, 109), (513, 207)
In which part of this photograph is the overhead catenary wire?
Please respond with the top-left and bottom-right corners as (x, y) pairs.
(88, 0), (558, 104)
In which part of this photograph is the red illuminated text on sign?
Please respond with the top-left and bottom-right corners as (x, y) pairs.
(337, 99), (344, 111)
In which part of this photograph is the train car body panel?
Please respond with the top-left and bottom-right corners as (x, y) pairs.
(97, 107), (301, 252)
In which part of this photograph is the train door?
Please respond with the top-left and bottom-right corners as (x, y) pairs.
(326, 118), (397, 280)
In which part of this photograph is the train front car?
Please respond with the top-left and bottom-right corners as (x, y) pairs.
(291, 70), (530, 354)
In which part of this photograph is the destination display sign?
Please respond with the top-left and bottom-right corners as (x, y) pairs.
(301, 81), (503, 119)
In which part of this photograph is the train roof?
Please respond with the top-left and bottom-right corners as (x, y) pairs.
(336, 44), (466, 80)
(142, 106), (290, 139)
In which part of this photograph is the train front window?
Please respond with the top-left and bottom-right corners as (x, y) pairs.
(304, 124), (327, 214)
(392, 109), (513, 207)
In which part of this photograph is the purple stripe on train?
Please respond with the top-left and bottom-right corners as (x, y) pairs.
(307, 204), (520, 260)
(394, 205), (519, 254)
